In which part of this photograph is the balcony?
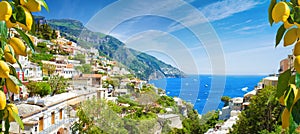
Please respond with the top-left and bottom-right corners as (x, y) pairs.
(39, 118), (76, 134)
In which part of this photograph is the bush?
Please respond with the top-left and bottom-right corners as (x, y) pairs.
(26, 81), (52, 97)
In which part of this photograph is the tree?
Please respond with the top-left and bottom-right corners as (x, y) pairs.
(48, 75), (69, 95)
(71, 99), (127, 134)
(74, 54), (86, 64)
(221, 96), (231, 107)
(231, 86), (282, 133)
(82, 64), (92, 74)
(26, 81), (52, 97)
(268, 1), (300, 131)
(42, 62), (56, 76)
(0, 0), (49, 132)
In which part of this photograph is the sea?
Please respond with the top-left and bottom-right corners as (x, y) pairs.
(149, 75), (266, 114)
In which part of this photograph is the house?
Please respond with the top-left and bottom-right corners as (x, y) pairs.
(262, 76), (278, 88)
(23, 63), (43, 81)
(242, 89), (257, 109)
(158, 114), (183, 129)
(279, 55), (294, 74)
(114, 89), (128, 96)
(72, 74), (102, 87)
(219, 97), (243, 120)
(8, 90), (99, 134)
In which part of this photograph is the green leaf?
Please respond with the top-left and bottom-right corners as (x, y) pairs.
(286, 86), (295, 111)
(275, 24), (286, 47)
(15, 6), (26, 26)
(290, 75), (296, 85)
(4, 116), (9, 134)
(11, 108), (24, 129)
(268, 0), (276, 26)
(0, 21), (8, 39)
(14, 28), (35, 53)
(296, 73), (300, 88)
(277, 69), (291, 98)
(291, 0), (298, 5)
(9, 75), (23, 86)
(36, 0), (49, 12)
(292, 99), (300, 124)
(289, 115), (298, 134)
(294, 7), (300, 24)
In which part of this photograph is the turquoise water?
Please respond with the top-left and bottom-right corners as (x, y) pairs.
(149, 75), (266, 114)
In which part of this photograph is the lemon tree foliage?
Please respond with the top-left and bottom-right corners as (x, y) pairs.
(269, 0), (300, 132)
(0, 0), (48, 133)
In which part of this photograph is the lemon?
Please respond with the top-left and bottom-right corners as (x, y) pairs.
(295, 55), (300, 73)
(284, 21), (294, 29)
(282, 108), (290, 129)
(20, 0), (41, 12)
(0, 90), (6, 110)
(4, 45), (16, 64)
(0, 1), (12, 21)
(272, 2), (290, 23)
(294, 41), (300, 56)
(284, 28), (298, 46)
(295, 22), (300, 28)
(5, 19), (16, 28)
(9, 37), (27, 56)
(16, 6), (33, 31)
(4, 104), (18, 122)
(0, 61), (10, 78)
(6, 78), (19, 94)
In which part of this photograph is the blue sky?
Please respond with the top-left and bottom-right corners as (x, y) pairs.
(35, 0), (293, 75)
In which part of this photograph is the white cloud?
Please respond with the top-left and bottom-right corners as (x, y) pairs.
(233, 23), (268, 33)
(167, 0), (265, 32)
(201, 0), (262, 22)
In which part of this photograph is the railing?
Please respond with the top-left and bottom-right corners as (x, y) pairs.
(39, 118), (76, 134)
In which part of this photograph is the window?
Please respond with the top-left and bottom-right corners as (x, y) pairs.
(59, 109), (63, 120)
(39, 117), (43, 131)
(51, 112), (55, 124)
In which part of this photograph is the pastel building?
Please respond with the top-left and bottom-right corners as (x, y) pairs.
(8, 90), (100, 134)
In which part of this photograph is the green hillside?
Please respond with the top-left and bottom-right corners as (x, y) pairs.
(47, 19), (185, 80)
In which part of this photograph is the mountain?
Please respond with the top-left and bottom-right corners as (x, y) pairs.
(47, 19), (185, 80)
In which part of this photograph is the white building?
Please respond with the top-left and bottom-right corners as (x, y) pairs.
(219, 97), (243, 120)
(9, 89), (100, 134)
(23, 63), (43, 81)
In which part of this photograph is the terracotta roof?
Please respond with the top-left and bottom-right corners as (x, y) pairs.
(82, 74), (102, 78)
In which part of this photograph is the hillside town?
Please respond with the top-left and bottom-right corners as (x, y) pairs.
(6, 25), (290, 133)
(204, 55), (295, 133)
(4, 25), (193, 133)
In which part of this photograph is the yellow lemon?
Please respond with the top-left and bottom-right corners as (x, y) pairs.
(9, 37), (27, 56)
(6, 78), (19, 94)
(284, 28), (298, 46)
(20, 0), (41, 12)
(0, 1), (12, 21)
(5, 19), (16, 28)
(0, 90), (6, 110)
(16, 6), (33, 31)
(0, 61), (10, 78)
(272, 2), (290, 23)
(4, 45), (16, 64)
(295, 22), (300, 29)
(284, 21), (294, 29)
(294, 41), (300, 56)
(295, 55), (300, 73)
(282, 108), (290, 129)
(4, 104), (18, 122)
